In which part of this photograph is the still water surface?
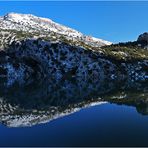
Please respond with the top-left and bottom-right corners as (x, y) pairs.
(0, 79), (148, 146)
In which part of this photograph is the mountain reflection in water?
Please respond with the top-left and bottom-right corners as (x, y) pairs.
(0, 77), (147, 127)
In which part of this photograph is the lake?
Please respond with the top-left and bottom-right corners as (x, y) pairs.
(0, 79), (148, 146)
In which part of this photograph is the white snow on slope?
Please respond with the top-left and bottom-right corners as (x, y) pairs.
(0, 12), (112, 47)
(1, 101), (107, 127)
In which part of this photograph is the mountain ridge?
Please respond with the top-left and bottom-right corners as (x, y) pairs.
(0, 12), (112, 48)
(0, 12), (147, 87)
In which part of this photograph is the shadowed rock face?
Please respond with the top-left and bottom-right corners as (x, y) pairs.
(138, 32), (148, 43)
(137, 32), (148, 49)
(0, 39), (148, 88)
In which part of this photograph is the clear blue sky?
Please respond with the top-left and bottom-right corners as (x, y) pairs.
(0, 1), (148, 43)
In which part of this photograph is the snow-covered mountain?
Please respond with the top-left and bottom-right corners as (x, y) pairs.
(0, 13), (147, 86)
(0, 12), (112, 47)
(0, 12), (147, 128)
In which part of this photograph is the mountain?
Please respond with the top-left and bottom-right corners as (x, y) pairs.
(0, 12), (112, 48)
(0, 12), (147, 86)
(0, 12), (147, 127)
(0, 13), (148, 85)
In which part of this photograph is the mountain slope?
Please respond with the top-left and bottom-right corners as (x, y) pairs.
(0, 12), (112, 48)
(0, 12), (147, 86)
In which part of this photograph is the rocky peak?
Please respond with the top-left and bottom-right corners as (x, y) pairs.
(0, 12), (112, 47)
(137, 32), (148, 49)
(1, 12), (83, 38)
(137, 32), (148, 43)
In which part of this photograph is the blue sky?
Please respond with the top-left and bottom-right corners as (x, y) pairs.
(0, 1), (148, 43)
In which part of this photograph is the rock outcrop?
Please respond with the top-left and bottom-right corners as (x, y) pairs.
(137, 32), (148, 43)
(137, 32), (148, 49)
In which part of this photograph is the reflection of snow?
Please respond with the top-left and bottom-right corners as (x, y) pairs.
(1, 101), (107, 127)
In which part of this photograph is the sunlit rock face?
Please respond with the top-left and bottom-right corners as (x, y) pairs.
(0, 12), (112, 48)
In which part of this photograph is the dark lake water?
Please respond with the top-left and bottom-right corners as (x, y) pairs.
(0, 79), (148, 146)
